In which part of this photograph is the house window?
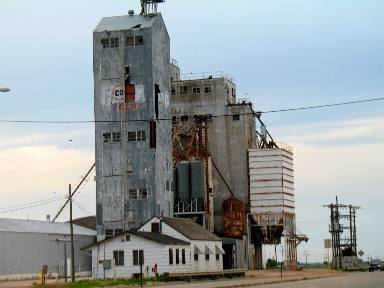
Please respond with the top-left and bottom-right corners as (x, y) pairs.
(205, 253), (209, 261)
(101, 38), (110, 48)
(126, 36), (134, 46)
(233, 114), (240, 121)
(103, 133), (112, 143)
(133, 250), (144, 265)
(110, 37), (119, 48)
(113, 250), (124, 266)
(192, 87), (201, 94)
(176, 249), (180, 264)
(126, 235), (131, 241)
(194, 254), (198, 261)
(182, 249), (186, 264)
(169, 249), (173, 265)
(135, 35), (144, 46)
(204, 85), (212, 94)
(216, 254), (220, 261)
(128, 132), (137, 142)
(181, 115), (188, 122)
(180, 86), (188, 95)
(137, 130), (146, 141)
(112, 132), (121, 143)
(105, 229), (114, 239)
(151, 222), (160, 233)
(171, 86), (176, 96)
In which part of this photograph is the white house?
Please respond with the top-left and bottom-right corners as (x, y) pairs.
(84, 231), (191, 279)
(139, 217), (224, 273)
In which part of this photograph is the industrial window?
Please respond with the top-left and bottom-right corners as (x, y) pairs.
(127, 160), (133, 175)
(232, 88), (236, 98)
(114, 229), (123, 235)
(205, 253), (209, 261)
(129, 189), (148, 200)
(180, 86), (188, 95)
(233, 114), (240, 121)
(181, 115), (188, 122)
(169, 249), (173, 265)
(172, 116), (177, 125)
(171, 86), (176, 96)
(126, 36), (135, 46)
(110, 37), (119, 48)
(133, 250), (144, 266)
(113, 251), (124, 266)
(194, 254), (198, 261)
(137, 130), (146, 141)
(101, 38), (110, 48)
(105, 229), (114, 239)
(182, 249), (186, 264)
(151, 222), (160, 233)
(204, 85), (212, 94)
(192, 86), (201, 94)
(135, 35), (144, 46)
(176, 249), (180, 265)
(128, 132), (137, 142)
(103, 133), (112, 143)
(112, 132), (121, 143)
(216, 254), (220, 261)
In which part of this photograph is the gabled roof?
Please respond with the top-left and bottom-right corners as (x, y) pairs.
(0, 218), (96, 236)
(162, 217), (221, 241)
(94, 14), (162, 33)
(82, 231), (189, 250)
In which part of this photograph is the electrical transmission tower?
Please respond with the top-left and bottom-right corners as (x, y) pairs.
(324, 197), (360, 269)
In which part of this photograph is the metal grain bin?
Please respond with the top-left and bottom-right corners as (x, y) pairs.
(190, 161), (205, 211)
(176, 161), (191, 202)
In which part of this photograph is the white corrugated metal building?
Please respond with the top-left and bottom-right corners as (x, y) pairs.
(0, 218), (96, 280)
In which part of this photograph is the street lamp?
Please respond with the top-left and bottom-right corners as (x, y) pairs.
(0, 87), (10, 92)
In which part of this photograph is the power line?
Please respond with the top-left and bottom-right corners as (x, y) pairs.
(0, 96), (382, 124)
(0, 196), (67, 214)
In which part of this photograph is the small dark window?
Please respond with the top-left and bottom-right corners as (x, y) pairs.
(207, 114), (213, 121)
(169, 249), (173, 265)
(126, 235), (131, 241)
(151, 222), (160, 233)
(110, 37), (119, 48)
(232, 88), (236, 98)
(155, 84), (160, 120)
(133, 250), (144, 265)
(135, 35), (144, 46)
(166, 180), (170, 191)
(171, 86), (176, 96)
(192, 87), (201, 94)
(114, 229), (123, 235)
(139, 189), (148, 199)
(180, 86), (188, 95)
(129, 189), (138, 200)
(150, 121), (156, 149)
(204, 86), (212, 94)
(128, 132), (137, 142)
(182, 249), (186, 264)
(181, 115), (188, 122)
(105, 229), (113, 238)
(194, 254), (198, 261)
(127, 160), (133, 175)
(113, 250), (124, 266)
(233, 114), (240, 121)
(126, 36), (134, 47)
(137, 130), (146, 141)
(103, 133), (112, 143)
(112, 132), (121, 143)
(101, 38), (110, 48)
(172, 116), (177, 125)
(176, 249), (180, 264)
(205, 253), (209, 261)
(216, 254), (220, 261)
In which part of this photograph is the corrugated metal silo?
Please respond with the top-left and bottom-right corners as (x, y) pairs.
(176, 161), (191, 203)
(190, 161), (205, 210)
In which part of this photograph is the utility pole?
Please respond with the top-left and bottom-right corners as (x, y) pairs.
(303, 250), (309, 265)
(69, 184), (75, 282)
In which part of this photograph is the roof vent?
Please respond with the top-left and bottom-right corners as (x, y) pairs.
(128, 10), (135, 16)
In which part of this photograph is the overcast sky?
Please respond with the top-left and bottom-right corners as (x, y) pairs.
(0, 0), (383, 263)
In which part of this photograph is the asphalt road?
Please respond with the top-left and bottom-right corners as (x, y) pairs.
(256, 272), (384, 288)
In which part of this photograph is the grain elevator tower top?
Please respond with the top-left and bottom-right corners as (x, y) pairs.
(140, 0), (165, 16)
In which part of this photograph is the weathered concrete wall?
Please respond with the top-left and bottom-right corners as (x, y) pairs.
(94, 14), (173, 239)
